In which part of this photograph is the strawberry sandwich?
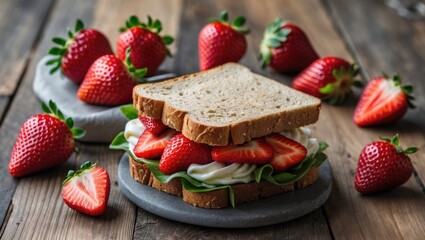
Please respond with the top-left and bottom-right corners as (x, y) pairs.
(111, 63), (328, 208)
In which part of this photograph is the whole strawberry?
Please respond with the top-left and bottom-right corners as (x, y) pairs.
(47, 19), (113, 84)
(355, 135), (418, 194)
(198, 11), (249, 71)
(9, 101), (85, 177)
(259, 18), (319, 73)
(117, 15), (173, 76)
(77, 48), (147, 106)
(160, 134), (213, 175)
(292, 57), (361, 104)
(62, 161), (110, 216)
(354, 74), (414, 127)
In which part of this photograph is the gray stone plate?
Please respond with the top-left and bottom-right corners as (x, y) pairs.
(33, 56), (175, 143)
(118, 154), (332, 228)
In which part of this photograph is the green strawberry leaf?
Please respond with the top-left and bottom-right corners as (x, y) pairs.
(48, 47), (65, 55)
(71, 128), (85, 139)
(65, 117), (74, 128)
(162, 36), (174, 45)
(219, 11), (229, 22)
(319, 83), (335, 94)
(75, 19), (84, 33)
(41, 101), (52, 114)
(67, 28), (73, 39)
(49, 100), (58, 115)
(232, 16), (246, 27)
(49, 65), (61, 74)
(52, 37), (67, 46)
(405, 147), (419, 154)
(46, 58), (59, 66)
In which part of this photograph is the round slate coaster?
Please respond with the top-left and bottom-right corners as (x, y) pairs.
(33, 56), (174, 143)
(118, 154), (332, 228)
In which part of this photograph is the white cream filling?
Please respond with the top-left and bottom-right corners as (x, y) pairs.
(124, 120), (319, 186)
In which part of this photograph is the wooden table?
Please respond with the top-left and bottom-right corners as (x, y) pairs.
(1, 0), (425, 239)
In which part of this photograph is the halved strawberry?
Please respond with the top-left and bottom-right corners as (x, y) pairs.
(138, 115), (168, 135)
(353, 74), (415, 127)
(265, 134), (307, 172)
(160, 134), (213, 175)
(62, 161), (110, 216)
(134, 129), (176, 159)
(211, 139), (273, 164)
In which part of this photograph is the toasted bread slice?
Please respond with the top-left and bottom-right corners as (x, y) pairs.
(133, 63), (321, 146)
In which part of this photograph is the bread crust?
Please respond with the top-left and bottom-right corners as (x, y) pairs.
(133, 63), (321, 146)
(128, 157), (320, 209)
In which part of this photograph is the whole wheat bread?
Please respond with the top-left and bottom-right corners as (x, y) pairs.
(133, 63), (321, 146)
(129, 156), (319, 209)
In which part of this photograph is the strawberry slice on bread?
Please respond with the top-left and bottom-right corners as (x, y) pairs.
(134, 129), (176, 159)
(160, 134), (213, 175)
(138, 115), (168, 135)
(265, 134), (307, 172)
(212, 139), (273, 164)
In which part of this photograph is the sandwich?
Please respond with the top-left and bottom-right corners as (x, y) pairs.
(111, 63), (328, 209)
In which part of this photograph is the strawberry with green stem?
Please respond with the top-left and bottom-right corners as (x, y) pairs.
(62, 161), (110, 216)
(354, 74), (415, 127)
(117, 15), (173, 76)
(355, 134), (418, 194)
(9, 100), (85, 177)
(198, 11), (249, 71)
(259, 18), (319, 73)
(77, 48), (147, 106)
(292, 57), (362, 104)
(47, 19), (113, 84)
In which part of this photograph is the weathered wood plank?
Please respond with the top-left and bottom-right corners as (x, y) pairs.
(0, 0), (55, 96)
(135, 208), (330, 240)
(0, 0), (136, 239)
(1, 145), (135, 240)
(319, 0), (425, 238)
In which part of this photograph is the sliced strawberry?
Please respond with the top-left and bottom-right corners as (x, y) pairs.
(265, 134), (307, 172)
(134, 129), (176, 159)
(211, 139), (273, 164)
(62, 161), (110, 216)
(160, 134), (213, 175)
(138, 115), (168, 135)
(353, 74), (414, 127)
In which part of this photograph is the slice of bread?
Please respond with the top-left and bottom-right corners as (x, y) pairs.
(133, 63), (321, 146)
(129, 156), (320, 209)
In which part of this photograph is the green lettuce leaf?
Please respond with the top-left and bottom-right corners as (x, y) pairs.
(109, 131), (329, 207)
(120, 105), (138, 120)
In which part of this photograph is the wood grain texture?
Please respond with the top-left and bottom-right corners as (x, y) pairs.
(1, 145), (135, 240)
(0, 0), (136, 238)
(134, 208), (331, 240)
(0, 0), (55, 96)
(1, 0), (425, 239)
(319, 0), (425, 238)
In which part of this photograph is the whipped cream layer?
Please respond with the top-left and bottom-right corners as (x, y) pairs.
(123, 119), (320, 186)
(124, 119), (145, 156)
(187, 162), (257, 185)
